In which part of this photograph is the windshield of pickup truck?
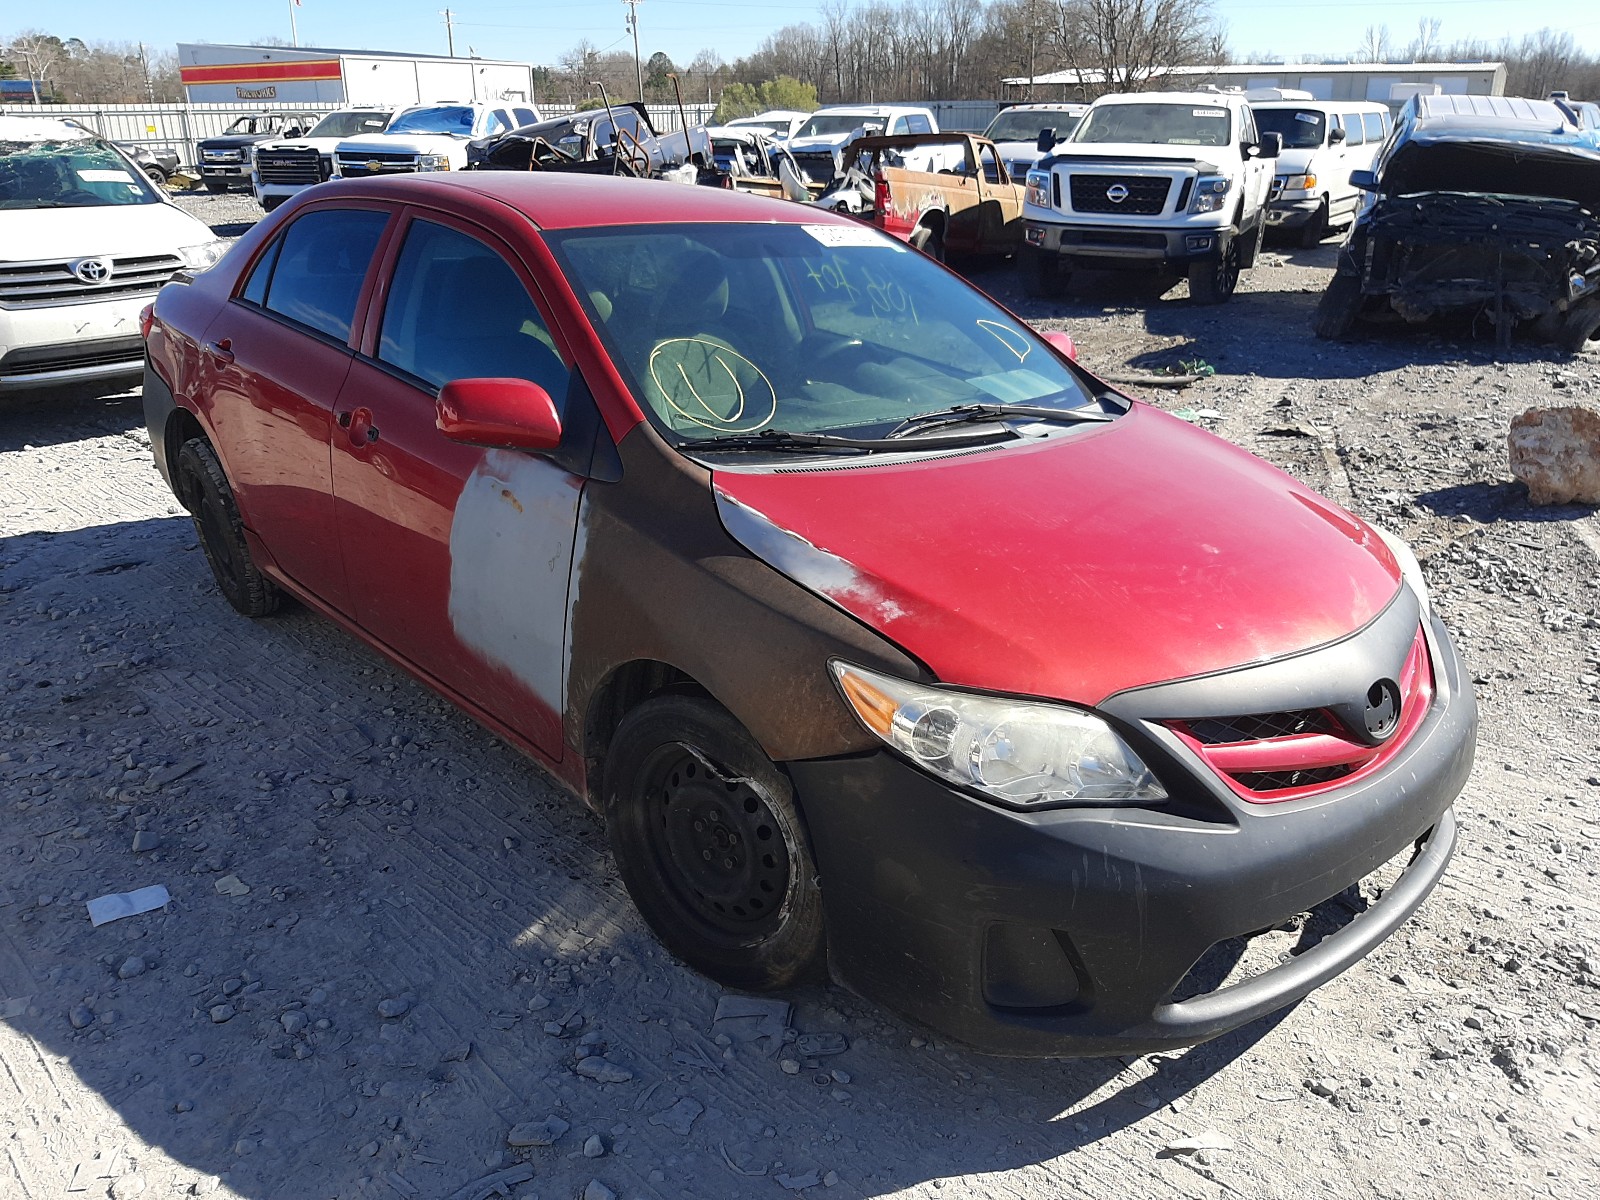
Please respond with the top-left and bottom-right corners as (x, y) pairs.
(306, 110), (392, 139)
(388, 106), (477, 136)
(795, 114), (887, 139)
(547, 222), (1104, 447)
(224, 116), (276, 135)
(1073, 103), (1233, 147)
(1251, 108), (1325, 149)
(0, 137), (160, 209)
(986, 109), (1083, 142)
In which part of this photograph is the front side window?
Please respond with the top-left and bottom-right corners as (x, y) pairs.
(547, 222), (1103, 447)
(489, 110), (512, 136)
(256, 208), (389, 342)
(377, 219), (569, 401)
(906, 114), (933, 134)
(1251, 109), (1325, 149)
(1074, 103), (1232, 148)
(512, 107), (538, 127)
(0, 136), (161, 210)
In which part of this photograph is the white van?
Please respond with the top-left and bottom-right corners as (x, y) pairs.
(0, 117), (225, 392)
(1248, 98), (1392, 246)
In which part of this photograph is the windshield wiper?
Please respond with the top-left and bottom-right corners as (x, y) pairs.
(683, 426), (1014, 454)
(885, 403), (1114, 439)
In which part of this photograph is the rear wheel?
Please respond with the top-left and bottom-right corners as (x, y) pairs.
(1021, 244), (1069, 299)
(1188, 237), (1242, 304)
(909, 222), (945, 263)
(1313, 270), (1364, 339)
(176, 438), (281, 617)
(604, 695), (826, 991)
(1298, 199), (1330, 248)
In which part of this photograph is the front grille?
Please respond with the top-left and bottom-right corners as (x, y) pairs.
(1069, 174), (1172, 215)
(1061, 229), (1167, 249)
(791, 152), (836, 185)
(201, 149), (243, 162)
(256, 148), (327, 185)
(0, 254), (184, 310)
(336, 151), (420, 177)
(1231, 766), (1355, 792)
(0, 334), (144, 378)
(1187, 709), (1341, 744)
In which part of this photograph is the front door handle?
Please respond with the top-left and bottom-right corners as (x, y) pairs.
(204, 338), (234, 363)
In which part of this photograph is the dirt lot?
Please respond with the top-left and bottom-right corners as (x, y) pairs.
(2, 193), (1599, 1200)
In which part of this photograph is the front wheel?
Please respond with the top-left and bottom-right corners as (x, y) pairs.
(1298, 199), (1330, 248)
(202, 180), (229, 194)
(1557, 300), (1600, 356)
(1020, 244), (1069, 299)
(1313, 271), (1364, 339)
(604, 695), (826, 991)
(1188, 238), (1242, 304)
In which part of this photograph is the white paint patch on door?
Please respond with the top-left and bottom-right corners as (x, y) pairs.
(447, 449), (585, 713)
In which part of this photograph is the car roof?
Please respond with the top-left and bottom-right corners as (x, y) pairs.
(1410, 93), (1575, 128)
(812, 104), (928, 116)
(314, 171), (859, 231)
(1250, 99), (1387, 110)
(996, 103), (1087, 112)
(0, 116), (93, 142)
(1092, 91), (1245, 108)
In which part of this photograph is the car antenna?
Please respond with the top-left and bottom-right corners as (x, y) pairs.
(590, 80), (625, 175)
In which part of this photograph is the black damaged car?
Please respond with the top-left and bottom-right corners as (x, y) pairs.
(1314, 93), (1600, 353)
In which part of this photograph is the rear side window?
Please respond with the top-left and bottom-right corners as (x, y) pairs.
(1342, 115), (1365, 146)
(1362, 112), (1386, 142)
(906, 114), (933, 134)
(239, 238), (282, 307)
(377, 219), (569, 404)
(512, 107), (537, 127)
(255, 208), (388, 342)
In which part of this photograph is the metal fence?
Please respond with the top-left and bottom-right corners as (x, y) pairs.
(11, 100), (722, 167)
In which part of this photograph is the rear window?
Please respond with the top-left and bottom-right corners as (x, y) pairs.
(1363, 112), (1386, 142)
(906, 114), (933, 134)
(252, 208), (389, 343)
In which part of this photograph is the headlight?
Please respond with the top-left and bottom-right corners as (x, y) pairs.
(1188, 175), (1232, 213)
(1025, 169), (1050, 208)
(417, 154), (452, 172)
(1372, 526), (1432, 623)
(830, 661), (1167, 809)
(1279, 173), (1317, 191)
(178, 240), (228, 272)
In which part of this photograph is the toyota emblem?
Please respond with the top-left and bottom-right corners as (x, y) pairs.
(73, 257), (113, 285)
(1105, 183), (1130, 204)
(1362, 680), (1401, 742)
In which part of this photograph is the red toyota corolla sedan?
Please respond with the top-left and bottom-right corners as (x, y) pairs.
(142, 172), (1475, 1057)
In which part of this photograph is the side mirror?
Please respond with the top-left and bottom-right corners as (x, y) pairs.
(1329, 126), (1347, 144)
(1041, 330), (1078, 361)
(1350, 168), (1379, 192)
(1036, 128), (1056, 154)
(437, 378), (562, 451)
(1258, 132), (1283, 159)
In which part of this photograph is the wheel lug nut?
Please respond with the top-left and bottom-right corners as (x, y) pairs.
(702, 850), (713, 861)
(723, 858), (734, 869)
(693, 820), (705, 832)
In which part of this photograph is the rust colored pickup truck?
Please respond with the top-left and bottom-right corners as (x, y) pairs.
(824, 133), (1025, 261)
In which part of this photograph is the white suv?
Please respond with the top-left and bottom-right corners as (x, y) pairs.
(334, 102), (540, 179)
(1249, 98), (1391, 246)
(0, 117), (225, 392)
(1021, 91), (1281, 304)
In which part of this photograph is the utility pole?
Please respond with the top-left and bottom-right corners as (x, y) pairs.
(441, 9), (457, 58)
(289, 0), (299, 49)
(622, 0), (644, 103)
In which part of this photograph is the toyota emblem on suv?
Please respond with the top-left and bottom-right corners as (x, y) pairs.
(73, 257), (113, 284)
(1363, 680), (1402, 741)
(1105, 183), (1130, 204)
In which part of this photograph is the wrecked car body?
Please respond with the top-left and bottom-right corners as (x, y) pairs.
(1315, 94), (1600, 352)
(143, 173), (1474, 1058)
(703, 126), (810, 200)
(468, 104), (710, 179)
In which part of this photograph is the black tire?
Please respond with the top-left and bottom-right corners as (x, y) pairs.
(175, 437), (282, 617)
(1020, 244), (1069, 299)
(203, 180), (229, 194)
(142, 165), (169, 187)
(604, 695), (826, 991)
(909, 222), (945, 263)
(1298, 199), (1330, 248)
(1313, 270), (1364, 339)
(261, 195), (286, 213)
(1557, 301), (1600, 356)
(1188, 237), (1242, 305)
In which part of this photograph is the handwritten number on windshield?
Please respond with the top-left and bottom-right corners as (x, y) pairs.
(806, 254), (919, 324)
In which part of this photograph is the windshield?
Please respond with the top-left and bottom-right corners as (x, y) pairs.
(387, 106), (477, 136)
(307, 110), (392, 139)
(0, 138), (161, 210)
(795, 114), (886, 139)
(545, 222), (1103, 447)
(1074, 103), (1233, 147)
(731, 119), (785, 135)
(1252, 108), (1325, 150)
(985, 109), (1083, 143)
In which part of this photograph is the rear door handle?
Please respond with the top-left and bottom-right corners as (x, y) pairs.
(204, 338), (234, 363)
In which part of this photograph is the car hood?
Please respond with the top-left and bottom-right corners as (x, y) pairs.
(199, 134), (271, 149)
(338, 134), (462, 155)
(257, 136), (346, 153)
(0, 202), (214, 261)
(712, 405), (1402, 705)
(788, 134), (858, 153)
(1274, 148), (1318, 175)
(1377, 135), (1600, 207)
(995, 140), (1042, 163)
(1045, 143), (1224, 172)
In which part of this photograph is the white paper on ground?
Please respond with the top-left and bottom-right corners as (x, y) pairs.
(86, 885), (170, 927)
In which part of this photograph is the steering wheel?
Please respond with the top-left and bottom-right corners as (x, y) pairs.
(55, 190), (104, 206)
(802, 336), (875, 379)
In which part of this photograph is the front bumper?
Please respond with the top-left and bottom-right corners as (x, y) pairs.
(1025, 218), (1234, 270)
(0, 296), (148, 391)
(1267, 197), (1322, 227)
(789, 611), (1476, 1057)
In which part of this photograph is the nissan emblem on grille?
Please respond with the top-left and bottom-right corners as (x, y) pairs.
(73, 258), (112, 285)
(1364, 680), (1401, 741)
(1105, 183), (1130, 204)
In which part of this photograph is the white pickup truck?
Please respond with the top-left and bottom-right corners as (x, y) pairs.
(334, 102), (540, 180)
(1020, 91), (1281, 304)
(251, 107), (396, 211)
(784, 104), (941, 186)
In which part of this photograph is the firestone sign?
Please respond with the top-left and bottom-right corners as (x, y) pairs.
(236, 86), (278, 100)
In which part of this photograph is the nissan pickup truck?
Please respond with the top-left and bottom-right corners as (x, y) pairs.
(821, 133), (1024, 261)
(1021, 91), (1281, 304)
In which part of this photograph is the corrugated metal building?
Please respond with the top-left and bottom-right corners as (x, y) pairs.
(1005, 62), (1507, 107)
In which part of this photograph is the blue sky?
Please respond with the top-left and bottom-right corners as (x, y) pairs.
(20, 1), (1599, 71)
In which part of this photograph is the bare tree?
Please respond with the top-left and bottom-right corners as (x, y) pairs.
(1356, 24), (1392, 65)
(1050, 0), (1224, 94)
(1406, 17), (1443, 63)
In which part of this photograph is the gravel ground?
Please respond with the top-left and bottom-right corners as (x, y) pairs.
(1, 197), (1599, 1200)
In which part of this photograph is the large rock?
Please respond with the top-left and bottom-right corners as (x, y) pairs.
(1508, 406), (1600, 505)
